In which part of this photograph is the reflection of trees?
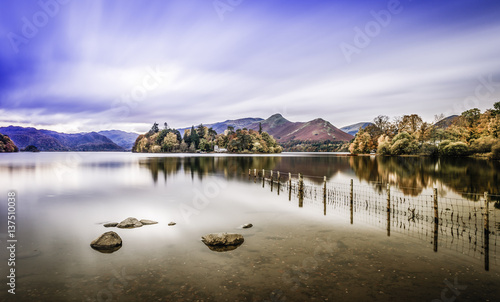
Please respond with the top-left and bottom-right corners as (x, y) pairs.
(139, 155), (500, 201)
(139, 157), (182, 183)
(349, 156), (500, 200)
(139, 156), (284, 182)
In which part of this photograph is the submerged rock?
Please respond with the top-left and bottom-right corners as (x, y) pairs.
(168, 222), (176, 226)
(140, 219), (158, 225)
(201, 233), (244, 252)
(117, 217), (143, 228)
(103, 222), (118, 227)
(90, 231), (122, 253)
(242, 223), (253, 229)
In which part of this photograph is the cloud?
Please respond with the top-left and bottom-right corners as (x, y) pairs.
(1, 0), (500, 132)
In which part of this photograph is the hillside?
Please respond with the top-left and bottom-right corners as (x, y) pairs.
(434, 115), (459, 129)
(0, 126), (124, 151)
(0, 133), (19, 152)
(340, 122), (373, 136)
(98, 130), (139, 151)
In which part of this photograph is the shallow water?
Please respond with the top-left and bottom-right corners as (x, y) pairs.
(0, 152), (499, 301)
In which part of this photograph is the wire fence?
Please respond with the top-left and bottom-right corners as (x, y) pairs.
(247, 168), (498, 271)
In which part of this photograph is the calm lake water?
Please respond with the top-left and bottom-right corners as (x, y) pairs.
(0, 152), (499, 301)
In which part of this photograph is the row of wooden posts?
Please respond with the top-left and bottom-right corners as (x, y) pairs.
(249, 168), (491, 271)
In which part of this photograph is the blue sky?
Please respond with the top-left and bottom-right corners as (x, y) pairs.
(1, 0), (499, 133)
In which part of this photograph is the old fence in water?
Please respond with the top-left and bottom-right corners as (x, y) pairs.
(248, 168), (498, 272)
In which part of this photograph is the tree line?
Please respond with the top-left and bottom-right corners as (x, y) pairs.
(349, 102), (500, 159)
(132, 122), (283, 153)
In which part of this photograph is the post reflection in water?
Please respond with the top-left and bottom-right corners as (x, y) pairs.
(138, 155), (499, 272)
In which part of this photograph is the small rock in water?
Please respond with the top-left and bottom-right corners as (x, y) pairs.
(103, 222), (118, 227)
(140, 219), (158, 225)
(242, 223), (253, 229)
(90, 231), (122, 253)
(201, 233), (244, 252)
(117, 217), (143, 228)
(168, 222), (176, 226)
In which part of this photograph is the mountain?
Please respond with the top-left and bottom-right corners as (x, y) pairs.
(0, 133), (18, 152)
(0, 126), (124, 151)
(98, 130), (139, 151)
(246, 114), (354, 142)
(340, 122), (373, 136)
(434, 115), (459, 129)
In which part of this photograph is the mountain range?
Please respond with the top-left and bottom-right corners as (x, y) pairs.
(180, 114), (354, 143)
(0, 114), (356, 152)
(0, 126), (128, 151)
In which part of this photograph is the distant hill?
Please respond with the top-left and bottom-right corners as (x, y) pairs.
(0, 133), (18, 152)
(434, 115), (459, 129)
(247, 114), (354, 142)
(178, 117), (263, 135)
(340, 122), (373, 136)
(0, 126), (124, 151)
(98, 130), (139, 151)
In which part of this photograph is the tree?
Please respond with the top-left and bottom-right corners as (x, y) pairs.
(399, 114), (423, 134)
(258, 122), (263, 134)
(183, 129), (192, 146)
(227, 125), (235, 134)
(207, 127), (217, 141)
(373, 115), (390, 134)
(196, 124), (206, 138)
(162, 132), (179, 152)
(492, 101), (500, 117)
(390, 132), (419, 155)
(190, 125), (200, 149)
(149, 122), (159, 134)
(349, 130), (372, 154)
(461, 108), (481, 128)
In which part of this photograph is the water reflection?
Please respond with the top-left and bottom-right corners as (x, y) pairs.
(255, 174), (497, 272)
(137, 155), (500, 201)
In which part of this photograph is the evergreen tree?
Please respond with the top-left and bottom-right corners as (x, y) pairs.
(190, 125), (200, 149)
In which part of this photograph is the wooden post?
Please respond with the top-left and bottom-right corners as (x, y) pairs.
(270, 170), (273, 192)
(350, 179), (353, 225)
(298, 173), (304, 208)
(288, 172), (292, 201)
(484, 192), (490, 271)
(386, 184), (391, 237)
(323, 176), (327, 216)
(277, 171), (281, 195)
(262, 169), (265, 188)
(433, 188), (439, 252)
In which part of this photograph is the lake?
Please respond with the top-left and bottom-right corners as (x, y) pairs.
(0, 152), (499, 301)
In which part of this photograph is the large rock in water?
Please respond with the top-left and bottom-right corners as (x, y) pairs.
(117, 217), (143, 228)
(90, 231), (122, 253)
(201, 233), (244, 252)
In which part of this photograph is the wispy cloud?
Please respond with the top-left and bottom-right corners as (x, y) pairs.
(1, 0), (499, 133)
